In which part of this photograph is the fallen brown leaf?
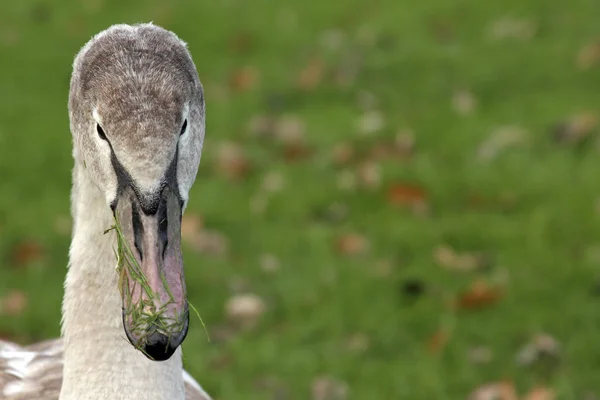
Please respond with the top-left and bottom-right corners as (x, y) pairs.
(215, 141), (251, 180)
(516, 333), (560, 366)
(1, 290), (28, 316)
(553, 111), (598, 145)
(262, 171), (285, 192)
(477, 125), (527, 162)
(523, 386), (555, 400)
(297, 58), (325, 90)
(331, 142), (355, 166)
(274, 114), (305, 144)
(467, 381), (518, 400)
(181, 213), (229, 255)
(456, 279), (503, 310)
(312, 376), (349, 400)
(225, 293), (266, 329)
(387, 183), (427, 207)
(577, 40), (600, 70)
(335, 233), (369, 256)
(282, 143), (314, 162)
(229, 66), (259, 92)
(10, 240), (45, 268)
(356, 161), (381, 189)
(434, 245), (487, 272)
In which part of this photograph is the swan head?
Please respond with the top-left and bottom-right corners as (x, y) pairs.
(68, 23), (205, 361)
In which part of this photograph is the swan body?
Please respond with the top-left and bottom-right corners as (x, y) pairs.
(0, 23), (210, 399)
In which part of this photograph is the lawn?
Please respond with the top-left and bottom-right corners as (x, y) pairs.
(2, 0), (600, 398)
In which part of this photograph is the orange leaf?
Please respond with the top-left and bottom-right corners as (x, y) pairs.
(387, 183), (427, 206)
(10, 240), (45, 268)
(282, 143), (314, 163)
(456, 279), (503, 310)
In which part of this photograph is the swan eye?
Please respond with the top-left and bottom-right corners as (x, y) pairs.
(97, 124), (107, 141)
(180, 119), (187, 136)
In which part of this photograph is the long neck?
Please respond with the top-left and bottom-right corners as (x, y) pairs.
(60, 160), (185, 400)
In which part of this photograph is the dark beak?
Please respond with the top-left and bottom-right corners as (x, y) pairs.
(113, 185), (188, 361)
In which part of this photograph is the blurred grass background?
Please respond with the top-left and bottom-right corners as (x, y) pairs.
(2, 0), (600, 399)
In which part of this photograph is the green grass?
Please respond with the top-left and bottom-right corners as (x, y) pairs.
(2, 0), (600, 398)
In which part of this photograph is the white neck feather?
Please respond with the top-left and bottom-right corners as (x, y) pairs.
(59, 159), (185, 400)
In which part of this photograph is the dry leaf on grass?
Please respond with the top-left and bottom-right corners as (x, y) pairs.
(215, 141), (251, 180)
(0, 290), (28, 316)
(181, 213), (229, 255)
(335, 233), (369, 256)
(274, 114), (305, 144)
(523, 386), (555, 400)
(225, 293), (266, 329)
(455, 279), (503, 310)
(10, 240), (45, 268)
(434, 245), (488, 272)
(282, 143), (314, 163)
(386, 183), (428, 213)
(297, 58), (325, 90)
(552, 111), (598, 145)
(577, 40), (600, 70)
(477, 125), (527, 162)
(229, 66), (260, 92)
(356, 161), (381, 189)
(516, 333), (560, 366)
(331, 142), (355, 166)
(452, 89), (477, 116)
(261, 171), (285, 193)
(467, 381), (518, 400)
(312, 376), (349, 400)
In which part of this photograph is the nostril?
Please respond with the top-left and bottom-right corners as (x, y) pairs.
(132, 203), (144, 260)
(158, 199), (169, 258)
